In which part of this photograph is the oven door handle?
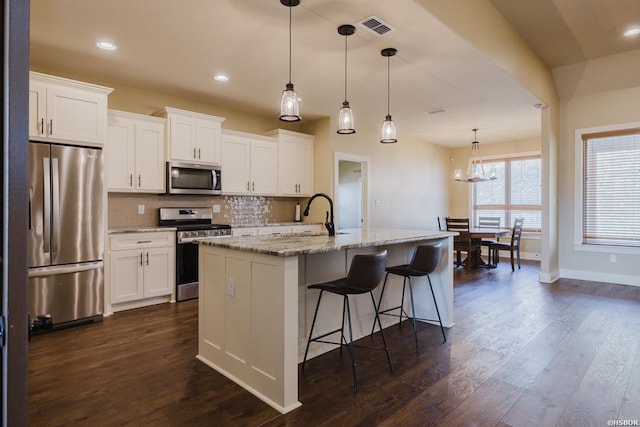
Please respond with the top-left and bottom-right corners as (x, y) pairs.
(178, 236), (230, 244)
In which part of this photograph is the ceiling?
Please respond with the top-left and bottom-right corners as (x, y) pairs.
(29, 1), (640, 148)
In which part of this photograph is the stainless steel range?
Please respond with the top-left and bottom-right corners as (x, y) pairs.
(159, 207), (231, 301)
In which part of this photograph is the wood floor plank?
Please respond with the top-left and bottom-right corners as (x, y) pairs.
(27, 261), (640, 426)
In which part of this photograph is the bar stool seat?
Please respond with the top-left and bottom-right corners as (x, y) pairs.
(302, 250), (392, 393)
(372, 243), (446, 353)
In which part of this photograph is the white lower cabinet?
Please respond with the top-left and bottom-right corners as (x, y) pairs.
(108, 231), (175, 311)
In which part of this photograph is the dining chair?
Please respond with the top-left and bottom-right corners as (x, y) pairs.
(445, 217), (480, 268)
(478, 216), (501, 264)
(302, 250), (393, 393)
(489, 218), (524, 271)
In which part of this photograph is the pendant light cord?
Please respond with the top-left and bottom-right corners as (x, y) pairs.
(344, 34), (348, 102)
(288, 5), (292, 85)
(387, 56), (391, 116)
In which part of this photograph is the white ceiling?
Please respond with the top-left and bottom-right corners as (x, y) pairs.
(29, 0), (639, 148)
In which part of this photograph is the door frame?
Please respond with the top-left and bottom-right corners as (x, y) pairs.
(3, 0), (30, 425)
(333, 152), (369, 231)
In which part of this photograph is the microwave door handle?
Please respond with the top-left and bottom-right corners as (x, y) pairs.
(212, 170), (217, 190)
(43, 157), (51, 252)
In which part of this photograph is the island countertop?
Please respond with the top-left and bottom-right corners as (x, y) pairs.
(197, 228), (456, 256)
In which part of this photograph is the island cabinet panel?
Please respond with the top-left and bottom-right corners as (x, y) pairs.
(198, 247), (300, 414)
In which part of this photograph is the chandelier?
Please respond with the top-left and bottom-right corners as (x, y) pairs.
(454, 128), (496, 182)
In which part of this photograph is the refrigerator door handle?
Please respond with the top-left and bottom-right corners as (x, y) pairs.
(43, 157), (51, 252)
(51, 158), (60, 254)
(28, 188), (33, 231)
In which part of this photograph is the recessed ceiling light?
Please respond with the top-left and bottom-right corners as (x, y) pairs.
(213, 73), (229, 82)
(96, 41), (117, 51)
(624, 27), (640, 37)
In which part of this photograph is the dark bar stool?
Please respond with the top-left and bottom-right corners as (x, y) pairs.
(372, 243), (446, 353)
(302, 250), (392, 393)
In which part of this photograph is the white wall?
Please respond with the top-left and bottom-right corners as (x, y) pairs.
(307, 117), (450, 231)
(555, 50), (640, 286)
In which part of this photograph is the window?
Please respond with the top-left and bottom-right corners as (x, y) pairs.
(581, 127), (640, 247)
(472, 155), (541, 232)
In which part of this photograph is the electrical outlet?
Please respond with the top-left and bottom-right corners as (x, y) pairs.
(227, 278), (235, 297)
(262, 205), (269, 213)
(212, 204), (221, 213)
(137, 204), (145, 214)
(610, 254), (617, 263)
(375, 200), (381, 207)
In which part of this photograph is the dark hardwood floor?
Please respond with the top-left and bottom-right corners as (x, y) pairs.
(28, 261), (640, 426)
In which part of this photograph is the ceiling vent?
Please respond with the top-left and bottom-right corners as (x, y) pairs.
(358, 16), (396, 37)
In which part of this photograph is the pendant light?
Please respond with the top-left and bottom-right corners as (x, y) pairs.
(279, 0), (301, 122)
(337, 24), (356, 134)
(380, 48), (397, 144)
(454, 128), (497, 182)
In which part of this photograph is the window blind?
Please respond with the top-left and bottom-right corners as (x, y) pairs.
(582, 128), (640, 247)
(473, 155), (541, 232)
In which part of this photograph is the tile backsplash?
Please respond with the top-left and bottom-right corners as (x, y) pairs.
(108, 193), (301, 228)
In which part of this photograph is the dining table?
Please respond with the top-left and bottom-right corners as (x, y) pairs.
(468, 227), (510, 267)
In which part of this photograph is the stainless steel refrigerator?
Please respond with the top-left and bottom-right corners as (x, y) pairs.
(28, 141), (104, 329)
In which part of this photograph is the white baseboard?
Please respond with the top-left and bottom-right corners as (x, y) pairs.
(559, 268), (640, 287)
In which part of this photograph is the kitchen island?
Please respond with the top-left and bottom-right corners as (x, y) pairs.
(196, 228), (456, 413)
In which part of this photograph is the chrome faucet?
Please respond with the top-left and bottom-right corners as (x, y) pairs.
(303, 193), (335, 236)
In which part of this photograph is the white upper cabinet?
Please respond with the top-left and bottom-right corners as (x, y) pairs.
(156, 107), (225, 165)
(106, 110), (165, 193)
(29, 71), (112, 146)
(266, 129), (314, 196)
(221, 130), (277, 196)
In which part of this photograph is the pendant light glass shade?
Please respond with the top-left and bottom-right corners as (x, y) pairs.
(338, 101), (355, 134)
(380, 48), (397, 144)
(280, 82), (300, 122)
(454, 128), (496, 182)
(279, 0), (301, 122)
(381, 114), (397, 143)
(337, 24), (356, 134)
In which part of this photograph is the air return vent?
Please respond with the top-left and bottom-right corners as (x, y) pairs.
(358, 16), (396, 37)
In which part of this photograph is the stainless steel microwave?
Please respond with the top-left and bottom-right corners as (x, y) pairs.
(166, 161), (222, 195)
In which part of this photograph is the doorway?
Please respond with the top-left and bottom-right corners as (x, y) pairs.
(334, 153), (369, 231)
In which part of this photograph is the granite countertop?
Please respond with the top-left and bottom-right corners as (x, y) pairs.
(197, 228), (457, 257)
(108, 227), (176, 234)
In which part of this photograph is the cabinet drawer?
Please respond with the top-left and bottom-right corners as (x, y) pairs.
(232, 227), (259, 237)
(291, 224), (323, 234)
(109, 231), (174, 251)
(258, 226), (293, 236)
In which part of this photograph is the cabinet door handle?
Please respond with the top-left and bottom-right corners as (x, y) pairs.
(129, 174), (133, 187)
(193, 147), (197, 159)
(146, 252), (149, 266)
(252, 181), (255, 191)
(140, 252), (143, 266)
(48, 119), (53, 136)
(137, 240), (152, 244)
(198, 148), (201, 159)
(246, 181), (250, 191)
(138, 174), (141, 187)
(40, 118), (44, 135)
